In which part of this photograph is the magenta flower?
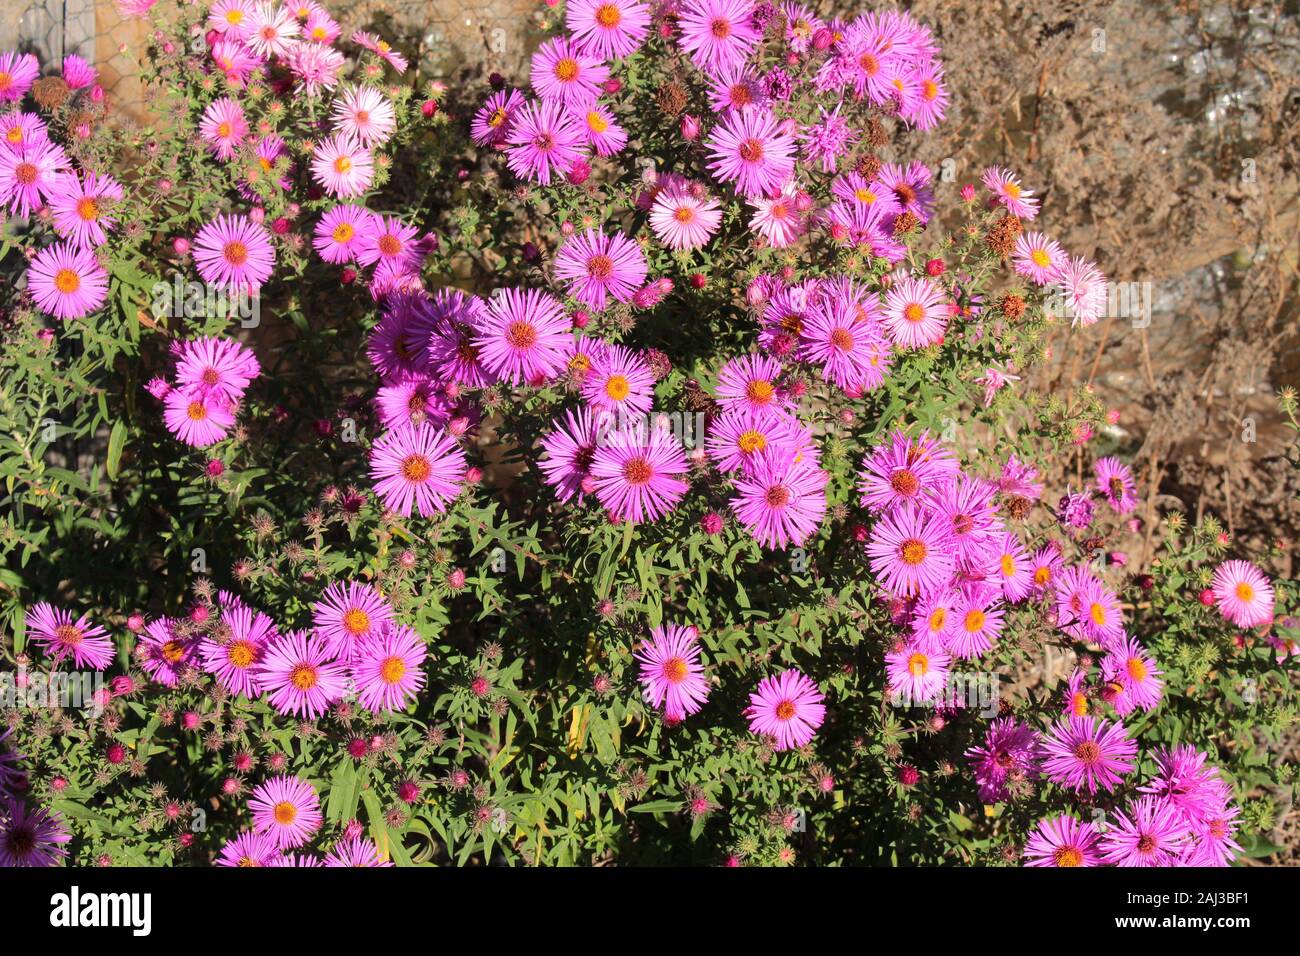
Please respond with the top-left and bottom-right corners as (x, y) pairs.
(573, 103), (628, 156)
(715, 352), (791, 418)
(1210, 560), (1274, 628)
(193, 214), (276, 294)
(471, 87), (526, 148)
(354, 214), (421, 271)
(865, 503), (955, 598)
(581, 343), (654, 415)
(201, 602), (276, 699)
(50, 171), (124, 249)
(139, 617), (198, 687)
(635, 623), (710, 721)
(312, 580), (393, 660)
(249, 775), (322, 850)
(475, 287), (573, 385)
(0, 52), (40, 104)
(1098, 796), (1192, 867)
(25, 602), (114, 670)
(310, 132), (374, 198)
(173, 336), (261, 405)
(705, 407), (806, 476)
(163, 389), (236, 447)
(944, 594), (1004, 660)
(1023, 815), (1101, 867)
(648, 186), (723, 250)
(0, 798), (70, 867)
(553, 228), (648, 312)
(330, 85), (396, 147)
(706, 108), (796, 199)
(1040, 715), (1136, 795)
(1012, 231), (1066, 285)
(882, 275), (947, 349)
(530, 35), (609, 109)
(258, 629), (348, 720)
(745, 669), (825, 752)
(26, 241), (108, 320)
(539, 405), (606, 503)
(589, 421), (689, 523)
(369, 423), (467, 518)
(505, 98), (585, 186)
(965, 717), (1040, 802)
(885, 641), (951, 704)
(566, 0), (651, 59)
(1093, 456), (1138, 514)
(216, 830), (282, 867)
(199, 97), (248, 161)
(1101, 637), (1163, 716)
(313, 204), (376, 264)
(324, 836), (393, 867)
(857, 429), (958, 514)
(678, 0), (761, 77)
(981, 165), (1040, 220)
(729, 447), (828, 549)
(1051, 256), (1108, 328)
(350, 623), (426, 713)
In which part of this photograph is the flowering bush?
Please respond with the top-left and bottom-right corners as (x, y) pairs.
(0, 0), (1295, 868)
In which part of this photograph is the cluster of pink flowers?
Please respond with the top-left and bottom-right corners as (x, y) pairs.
(0, 51), (117, 321)
(134, 585), (427, 718)
(145, 336), (261, 447)
(217, 773), (392, 865)
(1019, 744), (1243, 867)
(635, 623), (825, 751)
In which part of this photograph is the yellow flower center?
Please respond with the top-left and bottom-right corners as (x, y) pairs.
(964, 609), (985, 633)
(342, 608), (371, 635)
(54, 268), (81, 294)
(900, 539), (927, 565)
(604, 374), (630, 400)
(380, 656), (406, 684)
(737, 430), (766, 454)
(273, 801), (297, 825)
(332, 222), (355, 243)
(907, 652), (929, 676)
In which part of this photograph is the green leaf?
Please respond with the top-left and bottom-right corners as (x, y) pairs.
(106, 420), (127, 481)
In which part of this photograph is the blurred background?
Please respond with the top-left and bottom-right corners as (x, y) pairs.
(4, 0), (1297, 558)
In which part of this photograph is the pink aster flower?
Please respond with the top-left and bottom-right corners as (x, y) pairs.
(312, 580), (393, 660)
(0, 140), (70, 217)
(193, 213), (276, 294)
(375, 373), (449, 431)
(566, 0), (651, 60)
(553, 228), (648, 312)
(1210, 559), (1274, 628)
(944, 594), (1004, 660)
(857, 429), (958, 513)
(730, 447), (828, 549)
(25, 602), (114, 670)
(748, 183), (808, 249)
(201, 602), (275, 698)
(246, 2), (301, 58)
(573, 103), (627, 156)
(982, 166), (1040, 220)
(901, 60), (947, 131)
(324, 836), (393, 867)
(1024, 815), (1102, 867)
(369, 422), (467, 518)
(648, 186), (723, 250)
(0, 111), (49, 151)
(539, 405), (607, 503)
(354, 214), (421, 270)
(475, 287), (572, 385)
(1099, 795), (1192, 867)
(49, 171), (123, 249)
(258, 629), (347, 720)
(352, 31), (409, 73)
(174, 336), (261, 405)
(0, 53), (40, 104)
(313, 203), (375, 263)
(866, 503), (955, 597)
(800, 102), (855, 172)
(677, 0), (761, 77)
(635, 623), (710, 721)
(199, 97), (248, 162)
(216, 830), (281, 867)
(1040, 715), (1136, 795)
(310, 133), (374, 199)
(1012, 231), (1066, 285)
(0, 798), (70, 867)
(745, 669), (825, 752)
(1093, 456), (1138, 514)
(581, 342), (655, 416)
(330, 85), (396, 147)
(589, 420), (689, 523)
(830, 171), (901, 216)
(885, 641), (951, 705)
(882, 275), (948, 349)
(994, 531), (1032, 603)
(530, 36), (609, 109)
(706, 407), (806, 476)
(706, 107), (796, 199)
(471, 88), (526, 148)
(715, 353), (791, 418)
(965, 717), (1040, 802)
(1102, 637), (1163, 716)
(163, 389), (236, 447)
(208, 0), (255, 39)
(139, 617), (198, 687)
(505, 99), (585, 187)
(876, 161), (935, 223)
(800, 299), (883, 390)
(249, 774), (322, 849)
(930, 474), (1001, 566)
(1139, 745), (1233, 823)
(351, 623), (426, 713)
(1050, 256), (1108, 328)
(26, 241), (108, 320)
